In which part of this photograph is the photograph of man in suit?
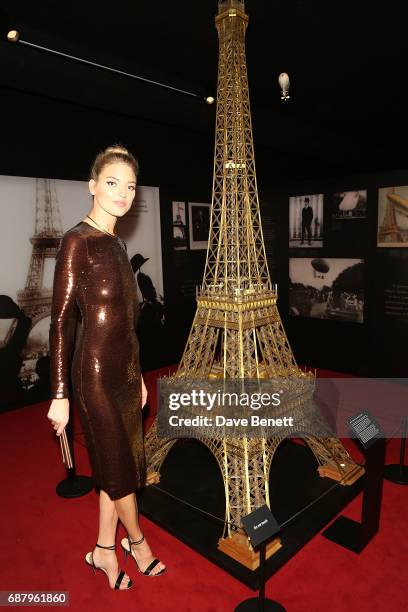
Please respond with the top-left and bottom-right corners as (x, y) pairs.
(300, 197), (314, 245)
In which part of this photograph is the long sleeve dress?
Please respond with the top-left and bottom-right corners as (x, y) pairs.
(49, 221), (146, 500)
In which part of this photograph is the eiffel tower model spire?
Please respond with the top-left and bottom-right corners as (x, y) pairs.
(17, 179), (63, 326)
(145, 0), (363, 568)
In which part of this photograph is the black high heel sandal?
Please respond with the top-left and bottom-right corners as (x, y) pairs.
(121, 533), (166, 577)
(85, 543), (133, 590)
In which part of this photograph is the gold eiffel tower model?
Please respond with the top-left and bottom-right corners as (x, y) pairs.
(145, 0), (363, 569)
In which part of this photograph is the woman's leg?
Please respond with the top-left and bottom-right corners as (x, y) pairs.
(91, 489), (132, 589)
(114, 492), (166, 575)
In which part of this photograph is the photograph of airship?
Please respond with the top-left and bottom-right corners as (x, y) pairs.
(289, 258), (364, 323)
(332, 190), (367, 220)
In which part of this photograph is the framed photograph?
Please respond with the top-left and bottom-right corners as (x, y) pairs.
(188, 202), (211, 250)
(289, 257), (364, 323)
(0, 175), (164, 409)
(378, 186), (408, 247)
(332, 190), (367, 220)
(289, 194), (324, 248)
(172, 201), (187, 250)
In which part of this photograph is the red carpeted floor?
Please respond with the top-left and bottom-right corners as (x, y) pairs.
(1, 366), (407, 612)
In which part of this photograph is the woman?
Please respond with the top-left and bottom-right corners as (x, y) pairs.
(47, 145), (166, 590)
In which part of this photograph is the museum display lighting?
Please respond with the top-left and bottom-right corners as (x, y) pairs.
(6, 30), (213, 103)
(278, 72), (290, 101)
(7, 29), (19, 42)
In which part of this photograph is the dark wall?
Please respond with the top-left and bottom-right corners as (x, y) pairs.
(2, 86), (407, 378)
(257, 167), (408, 377)
(1, 86), (214, 372)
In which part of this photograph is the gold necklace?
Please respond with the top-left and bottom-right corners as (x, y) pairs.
(86, 215), (116, 236)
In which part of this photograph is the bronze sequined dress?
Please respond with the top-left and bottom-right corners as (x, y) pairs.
(49, 221), (146, 500)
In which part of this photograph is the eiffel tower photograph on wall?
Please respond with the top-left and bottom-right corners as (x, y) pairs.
(378, 187), (408, 246)
(0, 172), (166, 411)
(17, 179), (63, 384)
(143, 0), (364, 575)
(18, 178), (63, 324)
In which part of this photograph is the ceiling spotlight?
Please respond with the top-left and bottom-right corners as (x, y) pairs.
(7, 29), (20, 42)
(278, 72), (290, 101)
(205, 96), (215, 105)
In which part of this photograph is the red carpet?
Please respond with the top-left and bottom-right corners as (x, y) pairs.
(1, 366), (407, 611)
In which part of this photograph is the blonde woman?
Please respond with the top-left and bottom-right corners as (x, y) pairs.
(47, 145), (166, 590)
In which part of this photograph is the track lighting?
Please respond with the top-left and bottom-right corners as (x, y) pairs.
(6, 30), (214, 103)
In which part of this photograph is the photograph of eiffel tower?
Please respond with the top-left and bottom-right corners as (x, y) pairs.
(378, 186), (408, 246)
(144, 0), (364, 569)
(16, 179), (63, 384)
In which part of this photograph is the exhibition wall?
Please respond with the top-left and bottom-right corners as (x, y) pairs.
(260, 169), (408, 377)
(1, 87), (407, 413)
(0, 175), (164, 410)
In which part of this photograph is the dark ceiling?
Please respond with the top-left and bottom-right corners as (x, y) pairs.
(1, 0), (408, 179)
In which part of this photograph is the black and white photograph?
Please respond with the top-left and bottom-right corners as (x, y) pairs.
(289, 257), (364, 322)
(378, 186), (408, 247)
(0, 175), (164, 410)
(332, 190), (367, 219)
(172, 201), (188, 250)
(289, 194), (324, 248)
(188, 202), (211, 250)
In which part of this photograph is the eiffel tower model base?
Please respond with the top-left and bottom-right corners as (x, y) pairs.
(318, 462), (364, 485)
(218, 532), (282, 570)
(145, 408), (364, 569)
(216, 460), (363, 569)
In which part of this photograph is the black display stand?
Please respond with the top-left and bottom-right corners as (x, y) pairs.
(235, 506), (285, 611)
(56, 423), (94, 498)
(384, 416), (408, 485)
(56, 469), (94, 498)
(322, 412), (385, 553)
(139, 439), (364, 588)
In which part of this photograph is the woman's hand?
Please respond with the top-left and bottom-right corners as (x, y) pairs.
(141, 375), (148, 408)
(47, 398), (69, 436)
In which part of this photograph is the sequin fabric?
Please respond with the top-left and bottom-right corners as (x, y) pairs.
(49, 221), (145, 499)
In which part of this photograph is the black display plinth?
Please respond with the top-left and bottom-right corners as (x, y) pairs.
(383, 464), (408, 484)
(235, 600), (285, 611)
(139, 439), (364, 589)
(323, 435), (385, 553)
(384, 416), (408, 485)
(321, 515), (365, 553)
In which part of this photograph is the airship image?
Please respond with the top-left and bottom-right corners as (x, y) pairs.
(311, 258), (330, 279)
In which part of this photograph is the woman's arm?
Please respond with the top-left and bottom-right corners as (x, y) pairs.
(49, 231), (84, 399)
(47, 232), (85, 436)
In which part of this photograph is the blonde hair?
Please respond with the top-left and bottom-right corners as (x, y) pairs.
(89, 144), (139, 181)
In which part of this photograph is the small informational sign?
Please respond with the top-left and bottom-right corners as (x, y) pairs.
(241, 505), (280, 549)
(348, 411), (384, 449)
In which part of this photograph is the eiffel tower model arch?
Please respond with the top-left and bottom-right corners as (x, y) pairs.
(17, 178), (63, 331)
(145, 0), (363, 568)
